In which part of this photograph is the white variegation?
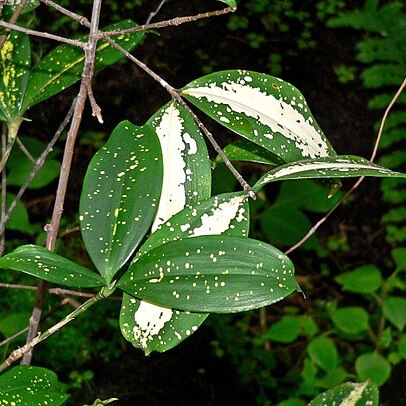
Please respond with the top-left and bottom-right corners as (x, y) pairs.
(340, 382), (369, 406)
(152, 103), (197, 233)
(183, 77), (330, 159)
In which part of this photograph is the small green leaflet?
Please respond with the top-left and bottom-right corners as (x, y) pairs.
(118, 235), (299, 313)
(217, 0), (237, 7)
(181, 70), (336, 163)
(0, 30), (30, 121)
(0, 245), (104, 288)
(121, 193), (249, 353)
(309, 381), (378, 406)
(253, 155), (406, 192)
(120, 102), (214, 354)
(80, 120), (163, 284)
(213, 139), (284, 168)
(22, 20), (144, 111)
(0, 366), (69, 405)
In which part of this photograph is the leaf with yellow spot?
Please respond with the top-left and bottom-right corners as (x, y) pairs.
(0, 30), (30, 121)
(80, 120), (163, 284)
(22, 20), (144, 111)
(118, 235), (300, 313)
(0, 366), (69, 405)
(0, 245), (105, 288)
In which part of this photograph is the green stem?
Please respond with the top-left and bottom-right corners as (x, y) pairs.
(0, 117), (23, 173)
(0, 284), (115, 373)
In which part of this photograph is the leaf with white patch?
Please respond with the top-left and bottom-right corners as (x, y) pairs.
(22, 20), (144, 111)
(120, 192), (249, 353)
(253, 155), (406, 192)
(217, 0), (237, 7)
(181, 70), (336, 163)
(80, 120), (163, 284)
(147, 101), (211, 232)
(0, 366), (69, 405)
(0, 30), (30, 121)
(309, 381), (378, 406)
(0, 245), (105, 288)
(118, 235), (299, 313)
(213, 139), (284, 168)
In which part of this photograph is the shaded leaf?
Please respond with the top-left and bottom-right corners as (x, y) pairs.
(309, 381), (378, 406)
(316, 367), (349, 389)
(307, 336), (338, 372)
(0, 245), (105, 288)
(0, 366), (69, 405)
(335, 265), (382, 294)
(355, 352), (391, 386)
(182, 70), (336, 163)
(80, 120), (163, 283)
(253, 155), (406, 191)
(330, 307), (369, 334)
(265, 316), (301, 343)
(22, 20), (144, 110)
(0, 312), (30, 338)
(0, 30), (30, 121)
(5, 193), (39, 234)
(383, 296), (406, 331)
(118, 235), (299, 313)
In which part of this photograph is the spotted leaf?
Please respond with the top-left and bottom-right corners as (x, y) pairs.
(0, 245), (104, 288)
(0, 366), (68, 405)
(118, 235), (299, 313)
(22, 20), (144, 111)
(309, 381), (378, 406)
(120, 192), (249, 353)
(253, 155), (406, 192)
(213, 139), (284, 168)
(80, 120), (163, 283)
(181, 70), (336, 163)
(0, 30), (30, 121)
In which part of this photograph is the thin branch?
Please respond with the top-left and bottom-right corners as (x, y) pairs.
(0, 20), (86, 48)
(16, 137), (35, 163)
(102, 7), (236, 37)
(59, 225), (80, 238)
(145, 0), (167, 25)
(0, 0), (30, 49)
(21, 0), (103, 365)
(0, 99), (75, 237)
(0, 0), (6, 17)
(285, 75), (406, 255)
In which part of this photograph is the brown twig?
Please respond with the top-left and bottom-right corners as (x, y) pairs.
(0, 0), (30, 49)
(285, 75), (406, 255)
(39, 0), (90, 26)
(21, 0), (103, 366)
(16, 137), (35, 163)
(145, 0), (167, 24)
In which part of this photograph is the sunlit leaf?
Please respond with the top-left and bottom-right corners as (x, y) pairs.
(0, 366), (68, 405)
(383, 297), (406, 331)
(0, 245), (105, 288)
(118, 235), (299, 313)
(182, 70), (336, 163)
(355, 352), (391, 386)
(330, 307), (369, 334)
(308, 336), (338, 372)
(309, 381), (378, 406)
(22, 20), (144, 110)
(335, 265), (382, 293)
(253, 155), (406, 191)
(217, 0), (237, 7)
(80, 120), (162, 283)
(0, 30), (30, 121)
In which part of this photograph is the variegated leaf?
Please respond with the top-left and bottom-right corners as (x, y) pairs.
(80, 121), (162, 284)
(181, 70), (336, 163)
(0, 31), (30, 121)
(120, 101), (212, 354)
(118, 235), (299, 313)
(253, 155), (406, 192)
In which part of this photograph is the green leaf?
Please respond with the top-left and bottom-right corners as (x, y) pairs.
(265, 316), (301, 343)
(309, 381), (379, 406)
(5, 193), (39, 234)
(3, 0), (39, 15)
(7, 136), (61, 189)
(120, 101), (212, 354)
(253, 155), (406, 192)
(0, 30), (30, 121)
(316, 367), (349, 389)
(392, 248), (406, 272)
(0, 312), (30, 338)
(118, 235), (299, 313)
(217, 0), (237, 7)
(181, 70), (336, 163)
(335, 265), (382, 294)
(278, 400), (306, 406)
(0, 366), (69, 405)
(80, 120), (163, 283)
(355, 352), (391, 386)
(307, 336), (338, 372)
(330, 307), (369, 334)
(399, 335), (406, 359)
(22, 20), (144, 111)
(0, 245), (105, 288)
(383, 297), (406, 331)
(213, 139), (284, 167)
